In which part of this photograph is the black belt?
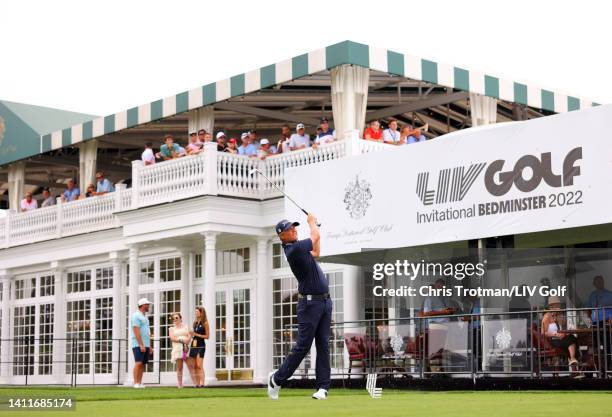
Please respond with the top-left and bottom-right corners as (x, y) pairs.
(298, 293), (329, 301)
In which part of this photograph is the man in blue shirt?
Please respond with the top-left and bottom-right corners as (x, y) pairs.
(159, 134), (183, 160)
(588, 275), (612, 322)
(95, 171), (115, 195)
(238, 132), (258, 156)
(268, 213), (331, 401)
(62, 179), (80, 202)
(130, 297), (152, 388)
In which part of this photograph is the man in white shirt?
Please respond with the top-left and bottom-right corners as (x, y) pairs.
(20, 191), (38, 211)
(382, 118), (401, 144)
(141, 142), (156, 165)
(289, 123), (310, 150)
(314, 117), (336, 146)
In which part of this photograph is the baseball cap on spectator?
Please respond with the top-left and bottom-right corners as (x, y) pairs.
(216, 132), (226, 139)
(228, 138), (237, 144)
(296, 123), (305, 130)
(137, 297), (152, 306)
(320, 117), (329, 123)
(260, 138), (270, 145)
(241, 132), (249, 140)
(189, 131), (197, 136)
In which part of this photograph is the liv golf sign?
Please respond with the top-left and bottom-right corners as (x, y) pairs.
(284, 104), (612, 256)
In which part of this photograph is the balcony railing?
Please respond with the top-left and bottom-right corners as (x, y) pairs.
(1, 133), (396, 248)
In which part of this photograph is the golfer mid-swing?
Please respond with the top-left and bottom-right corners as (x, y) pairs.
(268, 213), (332, 400)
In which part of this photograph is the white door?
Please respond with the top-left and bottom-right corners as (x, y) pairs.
(215, 282), (253, 381)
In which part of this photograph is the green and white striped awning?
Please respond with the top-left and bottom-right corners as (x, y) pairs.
(27, 40), (603, 160)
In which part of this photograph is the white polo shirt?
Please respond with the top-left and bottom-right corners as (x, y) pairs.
(142, 148), (156, 165)
(382, 128), (400, 143)
(289, 133), (311, 149)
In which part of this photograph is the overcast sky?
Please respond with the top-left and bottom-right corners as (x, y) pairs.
(2, 0), (610, 116)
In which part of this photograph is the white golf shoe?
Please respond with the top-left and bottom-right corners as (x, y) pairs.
(267, 371), (281, 400)
(312, 389), (328, 400)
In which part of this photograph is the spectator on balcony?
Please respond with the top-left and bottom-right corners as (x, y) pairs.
(224, 138), (238, 154)
(62, 179), (80, 202)
(202, 132), (213, 143)
(84, 183), (96, 198)
(542, 296), (581, 375)
(248, 130), (260, 149)
(186, 131), (204, 155)
(41, 187), (55, 207)
(257, 139), (277, 159)
(289, 123), (310, 151)
(197, 129), (207, 143)
(314, 117), (336, 146)
(142, 142), (156, 165)
(238, 132), (258, 157)
(401, 124), (428, 144)
(363, 120), (383, 141)
(20, 191), (38, 212)
(276, 125), (291, 154)
(216, 132), (227, 152)
(382, 119), (401, 145)
(95, 171), (115, 195)
(159, 134), (184, 160)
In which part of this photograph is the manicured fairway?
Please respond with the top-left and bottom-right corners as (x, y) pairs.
(0, 387), (610, 417)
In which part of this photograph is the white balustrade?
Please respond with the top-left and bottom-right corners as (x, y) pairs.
(62, 193), (117, 237)
(1, 135), (397, 248)
(135, 152), (209, 207)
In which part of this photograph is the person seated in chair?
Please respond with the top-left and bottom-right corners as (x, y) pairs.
(541, 296), (582, 376)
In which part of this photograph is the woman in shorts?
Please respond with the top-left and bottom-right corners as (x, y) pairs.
(188, 306), (210, 387)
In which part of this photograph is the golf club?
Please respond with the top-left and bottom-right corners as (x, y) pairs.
(249, 168), (321, 227)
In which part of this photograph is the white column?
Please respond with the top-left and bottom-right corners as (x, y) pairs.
(469, 93), (497, 126)
(125, 244), (139, 385)
(179, 249), (192, 321)
(0, 271), (11, 383)
(254, 237), (273, 382)
(188, 106), (215, 134)
(110, 252), (126, 384)
(203, 142), (218, 196)
(342, 265), (363, 331)
(50, 262), (66, 384)
(331, 64), (370, 141)
(202, 232), (217, 384)
(7, 161), (25, 212)
(78, 139), (98, 192)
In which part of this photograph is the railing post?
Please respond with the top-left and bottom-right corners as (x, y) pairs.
(115, 183), (127, 213)
(131, 160), (143, 210)
(257, 159), (266, 199)
(55, 197), (63, 239)
(343, 129), (361, 157)
(3, 210), (10, 248)
(203, 142), (218, 196)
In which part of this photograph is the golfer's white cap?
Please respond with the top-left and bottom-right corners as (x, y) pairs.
(296, 123), (305, 130)
(216, 131), (226, 139)
(137, 297), (152, 307)
(260, 138), (270, 145)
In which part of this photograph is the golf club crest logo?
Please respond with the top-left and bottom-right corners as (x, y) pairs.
(343, 174), (372, 220)
(495, 327), (512, 349)
(0, 116), (5, 147)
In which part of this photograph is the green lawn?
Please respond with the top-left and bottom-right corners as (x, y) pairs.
(0, 387), (610, 417)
